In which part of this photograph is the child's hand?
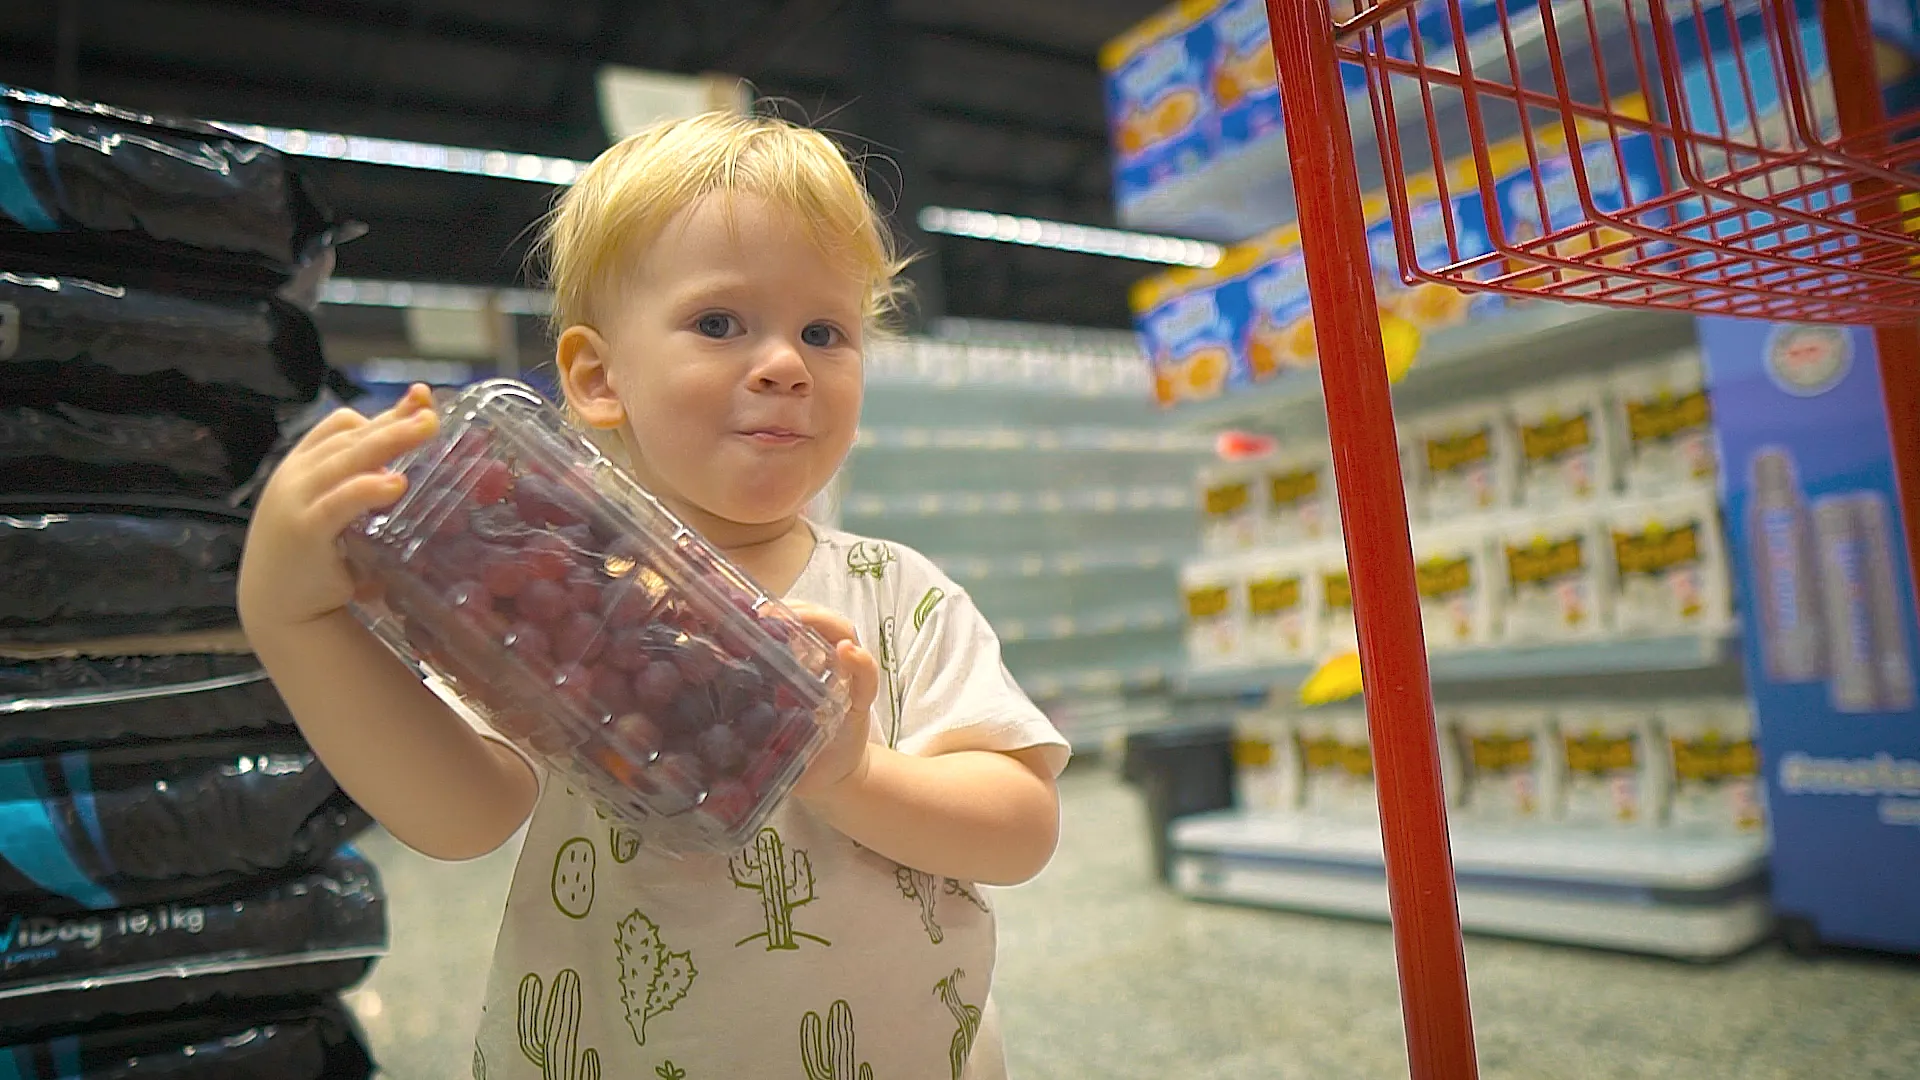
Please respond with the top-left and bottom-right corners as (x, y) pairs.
(784, 602), (879, 800)
(238, 384), (441, 636)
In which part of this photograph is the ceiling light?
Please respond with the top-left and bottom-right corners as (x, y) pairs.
(211, 121), (1216, 268)
(917, 206), (1220, 267)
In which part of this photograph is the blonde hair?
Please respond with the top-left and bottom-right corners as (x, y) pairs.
(534, 110), (909, 333)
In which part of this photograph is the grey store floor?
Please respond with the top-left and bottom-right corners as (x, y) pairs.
(351, 765), (1920, 1079)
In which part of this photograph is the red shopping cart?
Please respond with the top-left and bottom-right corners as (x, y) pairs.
(1261, 2), (1920, 1076)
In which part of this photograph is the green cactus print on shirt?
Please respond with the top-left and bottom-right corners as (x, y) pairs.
(615, 910), (696, 1047)
(472, 1046), (485, 1080)
(609, 825), (642, 864)
(551, 838), (596, 919)
(896, 865), (989, 943)
(845, 541), (896, 581)
(517, 968), (602, 1080)
(801, 1000), (874, 1080)
(729, 827), (828, 950)
(654, 1064), (688, 1080)
(936, 970), (983, 1080)
(876, 615), (906, 748)
(912, 587), (946, 631)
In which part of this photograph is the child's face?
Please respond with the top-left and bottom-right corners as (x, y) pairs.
(574, 193), (866, 531)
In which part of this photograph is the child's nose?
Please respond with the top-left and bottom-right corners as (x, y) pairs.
(751, 340), (812, 392)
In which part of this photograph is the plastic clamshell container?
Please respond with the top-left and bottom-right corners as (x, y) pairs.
(340, 380), (847, 856)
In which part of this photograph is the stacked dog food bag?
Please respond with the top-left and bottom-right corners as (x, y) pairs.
(0, 86), (380, 1076)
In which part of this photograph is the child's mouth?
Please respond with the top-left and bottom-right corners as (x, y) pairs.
(739, 429), (809, 446)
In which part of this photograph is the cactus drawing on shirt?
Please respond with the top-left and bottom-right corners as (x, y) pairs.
(517, 968), (602, 1080)
(615, 911), (697, 1046)
(729, 826), (829, 950)
(913, 587), (946, 631)
(876, 614), (907, 748)
(896, 866), (944, 943)
(654, 1064), (687, 1080)
(945, 878), (988, 912)
(551, 838), (597, 919)
(846, 541), (896, 581)
(609, 825), (642, 864)
(897, 866), (990, 943)
(472, 1046), (486, 1080)
(801, 1000), (873, 1080)
(936, 969), (983, 1080)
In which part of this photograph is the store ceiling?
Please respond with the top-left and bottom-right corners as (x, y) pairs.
(0, 0), (1173, 329)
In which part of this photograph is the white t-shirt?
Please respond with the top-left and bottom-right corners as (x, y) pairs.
(467, 526), (1069, 1080)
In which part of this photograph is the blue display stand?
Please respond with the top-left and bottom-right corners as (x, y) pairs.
(1699, 318), (1920, 955)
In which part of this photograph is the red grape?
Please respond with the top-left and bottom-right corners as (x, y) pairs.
(469, 460), (513, 505)
(550, 664), (600, 718)
(611, 713), (664, 759)
(553, 611), (607, 666)
(503, 623), (553, 667)
(590, 665), (636, 714)
(566, 575), (604, 613)
(697, 779), (756, 831)
(695, 724), (747, 775)
(734, 701), (779, 746)
(521, 548), (574, 583)
(516, 578), (571, 624)
(632, 660), (682, 709)
(674, 640), (724, 683)
(604, 628), (650, 672)
(482, 558), (531, 599)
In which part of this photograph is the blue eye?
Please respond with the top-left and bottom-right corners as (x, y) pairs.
(801, 323), (839, 348)
(696, 314), (737, 338)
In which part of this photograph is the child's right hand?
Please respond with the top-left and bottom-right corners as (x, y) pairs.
(238, 384), (441, 635)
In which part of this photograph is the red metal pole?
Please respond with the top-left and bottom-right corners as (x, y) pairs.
(1264, 4), (1480, 1079)
(1822, 0), (1920, 611)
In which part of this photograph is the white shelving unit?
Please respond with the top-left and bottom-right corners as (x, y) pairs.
(1179, 631), (1739, 699)
(1170, 812), (1771, 960)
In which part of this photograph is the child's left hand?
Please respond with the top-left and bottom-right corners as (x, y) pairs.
(784, 602), (879, 799)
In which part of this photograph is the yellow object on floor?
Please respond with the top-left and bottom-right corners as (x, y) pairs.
(1300, 650), (1365, 705)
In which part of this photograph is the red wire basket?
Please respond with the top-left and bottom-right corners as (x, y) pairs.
(1338, 0), (1920, 324)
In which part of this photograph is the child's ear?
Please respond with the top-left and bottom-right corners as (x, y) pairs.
(555, 325), (627, 429)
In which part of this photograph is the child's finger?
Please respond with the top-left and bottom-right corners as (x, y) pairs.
(287, 406), (372, 462)
(304, 409), (440, 495)
(837, 641), (879, 717)
(306, 471), (411, 538)
(790, 603), (860, 647)
(299, 385), (432, 465)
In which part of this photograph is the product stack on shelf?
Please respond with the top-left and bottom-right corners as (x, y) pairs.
(0, 86), (380, 1074)
(1099, 0), (1794, 960)
(843, 328), (1210, 751)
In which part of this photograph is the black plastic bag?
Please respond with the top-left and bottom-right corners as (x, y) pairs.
(0, 86), (350, 291)
(0, 737), (369, 911)
(0, 656), (293, 757)
(0, 502), (245, 643)
(0, 271), (328, 404)
(0, 851), (386, 1039)
(0, 999), (374, 1079)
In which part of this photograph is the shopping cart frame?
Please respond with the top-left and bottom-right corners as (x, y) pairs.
(1261, 3), (1920, 1077)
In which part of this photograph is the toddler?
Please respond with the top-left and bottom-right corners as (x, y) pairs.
(238, 112), (1068, 1078)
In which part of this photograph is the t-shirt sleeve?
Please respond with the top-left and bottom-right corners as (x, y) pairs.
(887, 583), (1071, 777)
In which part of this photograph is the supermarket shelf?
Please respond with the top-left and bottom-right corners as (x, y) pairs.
(937, 546), (1179, 581)
(1170, 811), (1772, 959)
(999, 605), (1182, 645)
(1177, 631), (1738, 698)
(855, 426), (1212, 454)
(1119, 0), (1636, 240)
(842, 485), (1192, 519)
(1022, 664), (1170, 702)
(1171, 303), (1695, 433)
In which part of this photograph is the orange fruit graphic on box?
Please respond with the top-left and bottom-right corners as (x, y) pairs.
(1247, 322), (1286, 380)
(1183, 347), (1230, 399)
(1285, 316), (1320, 365)
(1152, 364), (1179, 407)
(1407, 282), (1472, 327)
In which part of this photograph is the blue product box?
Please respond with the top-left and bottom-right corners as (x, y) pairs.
(1104, 1), (1220, 208)
(1210, 0), (1282, 156)
(1132, 257), (1254, 408)
(1700, 317), (1920, 954)
(1240, 230), (1316, 380)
